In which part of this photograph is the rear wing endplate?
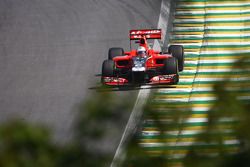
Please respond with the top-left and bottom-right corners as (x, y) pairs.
(129, 29), (161, 40)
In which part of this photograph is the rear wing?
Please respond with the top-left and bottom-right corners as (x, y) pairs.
(129, 29), (161, 40)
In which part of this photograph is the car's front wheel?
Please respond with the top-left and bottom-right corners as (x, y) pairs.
(168, 45), (184, 72)
(102, 60), (114, 77)
(162, 57), (178, 75)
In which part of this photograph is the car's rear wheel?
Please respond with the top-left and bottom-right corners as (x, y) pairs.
(162, 57), (178, 75)
(108, 47), (124, 60)
(102, 60), (114, 77)
(168, 45), (184, 72)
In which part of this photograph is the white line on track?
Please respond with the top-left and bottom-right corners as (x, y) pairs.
(110, 0), (171, 166)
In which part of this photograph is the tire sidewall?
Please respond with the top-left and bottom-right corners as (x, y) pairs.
(168, 45), (184, 71)
(162, 57), (178, 75)
(102, 60), (114, 77)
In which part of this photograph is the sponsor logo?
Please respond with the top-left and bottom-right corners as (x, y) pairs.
(131, 35), (153, 39)
(150, 75), (174, 82)
(130, 29), (161, 35)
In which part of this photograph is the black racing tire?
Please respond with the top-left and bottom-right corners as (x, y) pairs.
(102, 60), (114, 77)
(108, 47), (124, 60)
(162, 57), (178, 75)
(172, 74), (179, 84)
(168, 45), (184, 72)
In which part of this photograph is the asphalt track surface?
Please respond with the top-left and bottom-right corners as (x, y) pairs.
(0, 0), (162, 151)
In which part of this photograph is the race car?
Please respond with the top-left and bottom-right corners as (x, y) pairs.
(101, 29), (184, 86)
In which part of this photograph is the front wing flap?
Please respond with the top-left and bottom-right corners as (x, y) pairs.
(149, 74), (178, 85)
(102, 77), (129, 86)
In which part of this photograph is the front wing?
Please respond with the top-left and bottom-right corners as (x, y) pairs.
(102, 74), (178, 86)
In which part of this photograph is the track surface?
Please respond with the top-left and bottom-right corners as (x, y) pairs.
(0, 0), (161, 145)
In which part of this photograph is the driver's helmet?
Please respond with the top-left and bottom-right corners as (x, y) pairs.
(137, 46), (146, 57)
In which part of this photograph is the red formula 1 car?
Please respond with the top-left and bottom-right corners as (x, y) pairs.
(101, 29), (184, 86)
